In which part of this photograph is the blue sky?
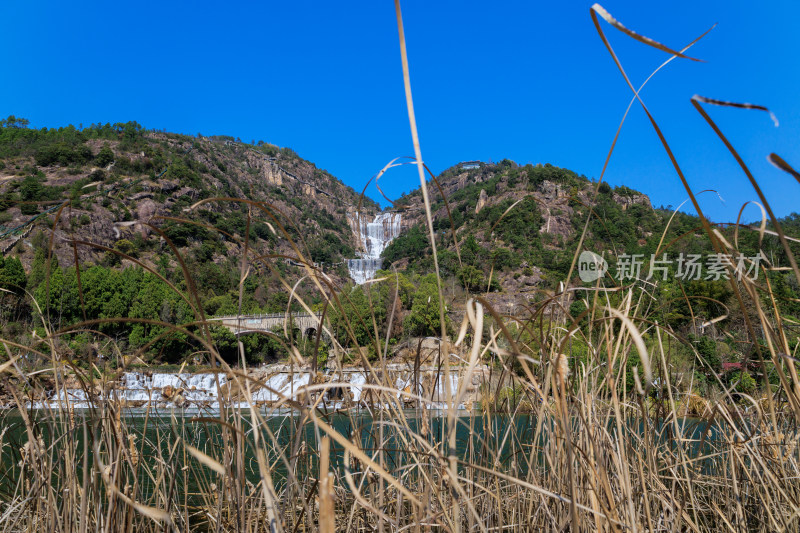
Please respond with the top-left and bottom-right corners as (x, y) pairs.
(1, 1), (798, 222)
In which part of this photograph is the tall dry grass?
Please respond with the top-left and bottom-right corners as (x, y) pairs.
(0, 2), (799, 531)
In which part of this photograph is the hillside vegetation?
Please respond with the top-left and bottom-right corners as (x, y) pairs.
(0, 116), (798, 392)
(371, 159), (800, 394)
(0, 117), (378, 363)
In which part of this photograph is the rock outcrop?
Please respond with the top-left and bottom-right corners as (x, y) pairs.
(475, 189), (488, 214)
(0, 132), (377, 285)
(613, 192), (651, 210)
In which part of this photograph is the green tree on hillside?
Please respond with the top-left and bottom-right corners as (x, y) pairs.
(458, 265), (485, 292)
(404, 274), (449, 336)
(95, 144), (115, 167)
(329, 284), (387, 356)
(128, 273), (192, 361)
(19, 175), (45, 215)
(383, 225), (428, 265)
(0, 257), (26, 296)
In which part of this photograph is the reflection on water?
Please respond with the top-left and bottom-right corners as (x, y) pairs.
(0, 406), (731, 507)
(0, 409), (539, 498)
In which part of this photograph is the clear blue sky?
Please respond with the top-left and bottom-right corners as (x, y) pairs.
(1, 1), (798, 222)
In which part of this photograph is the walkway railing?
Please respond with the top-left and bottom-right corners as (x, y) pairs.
(209, 312), (322, 321)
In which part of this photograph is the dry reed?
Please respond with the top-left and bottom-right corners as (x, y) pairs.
(0, 3), (799, 532)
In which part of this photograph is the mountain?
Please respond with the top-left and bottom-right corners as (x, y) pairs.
(0, 118), (386, 363)
(0, 118), (380, 290)
(381, 159), (800, 319)
(0, 119), (380, 264)
(0, 118), (797, 367)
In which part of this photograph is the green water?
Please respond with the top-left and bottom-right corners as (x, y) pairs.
(0, 408), (543, 502)
(0, 407), (732, 508)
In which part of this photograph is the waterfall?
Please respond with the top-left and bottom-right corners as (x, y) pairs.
(117, 372), (226, 404)
(24, 364), (488, 411)
(347, 212), (402, 284)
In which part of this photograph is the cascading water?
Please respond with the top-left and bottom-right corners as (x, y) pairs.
(117, 372), (227, 404)
(346, 212), (402, 284)
(24, 364), (486, 410)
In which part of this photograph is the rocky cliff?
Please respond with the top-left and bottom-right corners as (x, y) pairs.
(0, 124), (380, 291)
(382, 160), (663, 313)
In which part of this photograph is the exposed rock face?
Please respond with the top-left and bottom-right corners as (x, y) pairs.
(130, 191), (153, 201)
(262, 163), (282, 186)
(389, 161), (659, 316)
(475, 189), (488, 214)
(160, 180), (179, 192)
(536, 180), (575, 238)
(137, 199), (158, 224)
(613, 192), (651, 210)
(539, 205), (574, 237)
(176, 187), (199, 200)
(0, 132), (375, 283)
(538, 180), (566, 200)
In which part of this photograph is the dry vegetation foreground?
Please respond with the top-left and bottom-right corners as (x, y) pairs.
(2, 2), (800, 532)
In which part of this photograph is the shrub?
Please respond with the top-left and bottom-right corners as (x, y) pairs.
(113, 239), (136, 257)
(731, 370), (757, 395)
(95, 144), (114, 167)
